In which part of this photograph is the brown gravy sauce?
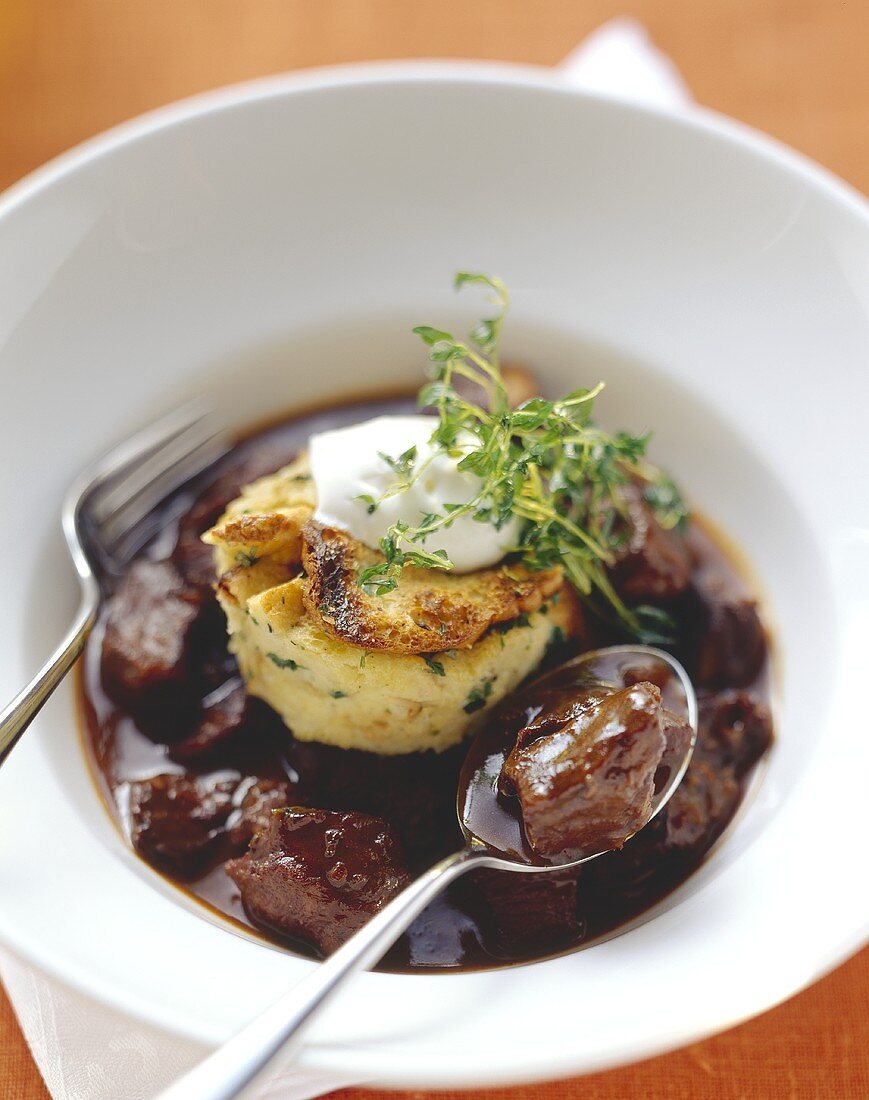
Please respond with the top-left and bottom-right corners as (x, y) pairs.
(77, 393), (774, 971)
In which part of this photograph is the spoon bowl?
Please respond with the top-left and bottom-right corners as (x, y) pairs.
(458, 644), (698, 872)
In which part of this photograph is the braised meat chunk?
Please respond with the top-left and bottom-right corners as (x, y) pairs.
(692, 587), (767, 688)
(286, 739), (465, 863)
(169, 683), (250, 765)
(661, 707), (694, 764)
(129, 772), (294, 878)
(225, 777), (297, 849)
(473, 866), (581, 954)
(662, 757), (741, 852)
(128, 772), (239, 879)
(699, 691), (773, 779)
(226, 808), (410, 954)
(101, 560), (204, 725)
(500, 683), (669, 861)
(608, 483), (693, 602)
(174, 497), (226, 589)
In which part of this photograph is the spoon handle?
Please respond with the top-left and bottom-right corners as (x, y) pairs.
(156, 844), (491, 1100)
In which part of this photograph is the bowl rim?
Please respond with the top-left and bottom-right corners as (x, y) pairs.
(1, 58), (867, 227)
(1, 60), (867, 1088)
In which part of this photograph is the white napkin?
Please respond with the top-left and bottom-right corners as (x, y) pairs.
(0, 22), (691, 1100)
(558, 18), (690, 110)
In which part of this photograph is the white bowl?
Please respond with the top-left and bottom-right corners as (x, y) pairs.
(0, 62), (867, 1089)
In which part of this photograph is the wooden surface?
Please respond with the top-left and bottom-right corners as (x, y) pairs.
(1, 1), (867, 1097)
(0, 0), (868, 196)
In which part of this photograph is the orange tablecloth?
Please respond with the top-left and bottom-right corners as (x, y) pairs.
(1, 3), (867, 1097)
(3, 949), (868, 1099)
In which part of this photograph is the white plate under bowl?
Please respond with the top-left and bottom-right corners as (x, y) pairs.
(0, 62), (867, 1089)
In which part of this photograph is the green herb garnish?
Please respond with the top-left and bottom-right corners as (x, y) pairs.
(378, 445), (418, 481)
(267, 652), (303, 670)
(464, 677), (495, 714)
(643, 474), (689, 531)
(492, 612), (532, 635)
(358, 272), (687, 641)
(423, 656), (446, 677)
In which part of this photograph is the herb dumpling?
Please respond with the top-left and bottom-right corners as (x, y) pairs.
(204, 459), (581, 755)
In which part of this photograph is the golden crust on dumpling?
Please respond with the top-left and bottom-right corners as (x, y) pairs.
(203, 455), (316, 573)
(301, 521), (563, 655)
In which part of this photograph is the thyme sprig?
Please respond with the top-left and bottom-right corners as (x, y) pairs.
(357, 273), (688, 642)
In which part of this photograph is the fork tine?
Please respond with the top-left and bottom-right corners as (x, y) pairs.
(100, 429), (229, 554)
(91, 414), (224, 524)
(65, 399), (212, 519)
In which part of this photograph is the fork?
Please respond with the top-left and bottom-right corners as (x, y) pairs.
(0, 402), (227, 767)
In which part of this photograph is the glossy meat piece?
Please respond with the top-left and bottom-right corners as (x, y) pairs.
(173, 482), (230, 589)
(169, 682), (250, 765)
(662, 687), (773, 853)
(608, 483), (693, 601)
(583, 692), (766, 897)
(660, 756), (740, 852)
(661, 707), (694, 765)
(500, 683), (668, 860)
(226, 777), (297, 849)
(226, 808), (411, 954)
(472, 866), (581, 954)
(699, 691), (772, 779)
(576, 762), (735, 929)
(128, 771), (239, 879)
(129, 771), (294, 878)
(693, 589), (767, 687)
(286, 739), (465, 863)
(174, 512), (221, 589)
(193, 601), (242, 695)
(100, 560), (204, 726)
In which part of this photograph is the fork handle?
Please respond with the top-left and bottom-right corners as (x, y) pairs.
(155, 844), (495, 1100)
(0, 583), (99, 766)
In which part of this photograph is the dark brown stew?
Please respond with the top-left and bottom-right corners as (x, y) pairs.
(78, 393), (774, 971)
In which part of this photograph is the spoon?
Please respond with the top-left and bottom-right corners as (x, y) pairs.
(156, 645), (697, 1100)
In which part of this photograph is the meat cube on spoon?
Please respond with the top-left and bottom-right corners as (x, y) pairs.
(499, 682), (671, 861)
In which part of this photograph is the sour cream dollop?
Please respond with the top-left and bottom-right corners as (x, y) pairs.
(309, 415), (521, 573)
